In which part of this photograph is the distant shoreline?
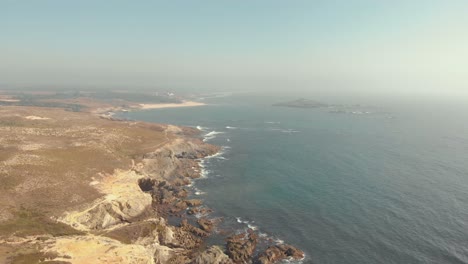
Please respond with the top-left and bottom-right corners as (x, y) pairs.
(137, 100), (206, 109)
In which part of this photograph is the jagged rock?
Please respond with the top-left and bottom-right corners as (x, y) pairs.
(197, 218), (216, 233)
(168, 253), (192, 264)
(186, 199), (202, 207)
(174, 200), (188, 210)
(226, 229), (258, 263)
(150, 182), (190, 207)
(171, 227), (203, 249)
(175, 151), (199, 159)
(257, 244), (305, 264)
(140, 139), (219, 180)
(175, 188), (188, 198)
(173, 178), (191, 186)
(187, 207), (213, 216)
(193, 246), (234, 264)
(138, 178), (158, 192)
(181, 219), (209, 237)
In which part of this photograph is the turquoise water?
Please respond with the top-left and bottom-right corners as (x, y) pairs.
(120, 94), (468, 264)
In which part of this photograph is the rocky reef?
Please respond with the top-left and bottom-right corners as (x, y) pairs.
(258, 245), (306, 264)
(226, 229), (259, 263)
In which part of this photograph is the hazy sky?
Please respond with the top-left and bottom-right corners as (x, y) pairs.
(1, 1), (468, 95)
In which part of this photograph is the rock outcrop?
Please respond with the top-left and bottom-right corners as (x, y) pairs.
(226, 229), (259, 263)
(257, 244), (305, 264)
(59, 170), (153, 231)
(197, 218), (216, 233)
(193, 246), (233, 264)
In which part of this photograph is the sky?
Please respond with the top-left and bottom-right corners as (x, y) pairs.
(1, 1), (468, 96)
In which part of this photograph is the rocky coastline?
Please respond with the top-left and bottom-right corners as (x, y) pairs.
(0, 105), (304, 264)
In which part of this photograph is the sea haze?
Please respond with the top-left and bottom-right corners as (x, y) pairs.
(119, 93), (468, 264)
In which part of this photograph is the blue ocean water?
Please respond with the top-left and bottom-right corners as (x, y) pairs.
(120, 93), (468, 264)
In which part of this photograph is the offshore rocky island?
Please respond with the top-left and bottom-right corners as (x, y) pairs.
(0, 91), (304, 264)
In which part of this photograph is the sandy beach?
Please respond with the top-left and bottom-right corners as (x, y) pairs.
(138, 100), (206, 109)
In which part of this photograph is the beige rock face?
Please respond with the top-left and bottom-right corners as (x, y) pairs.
(59, 170), (153, 231)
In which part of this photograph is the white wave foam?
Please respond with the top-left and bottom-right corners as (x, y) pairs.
(247, 224), (258, 231)
(196, 125), (208, 131)
(274, 238), (284, 244)
(268, 128), (300, 133)
(193, 206), (211, 219)
(226, 126), (237, 129)
(203, 146), (229, 160)
(234, 216), (304, 260)
(199, 166), (211, 178)
(281, 129), (300, 133)
(204, 151), (223, 160)
(282, 254), (307, 264)
(205, 131), (224, 136)
(265, 121), (281, 124)
(194, 188), (206, 195)
(235, 217), (258, 231)
(203, 131), (224, 142)
(197, 147), (228, 178)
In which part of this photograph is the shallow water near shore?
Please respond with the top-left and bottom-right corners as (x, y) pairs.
(119, 93), (468, 264)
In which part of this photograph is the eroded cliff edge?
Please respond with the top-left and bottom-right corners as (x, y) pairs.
(0, 105), (304, 264)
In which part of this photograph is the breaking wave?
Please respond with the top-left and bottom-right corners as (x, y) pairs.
(203, 131), (224, 142)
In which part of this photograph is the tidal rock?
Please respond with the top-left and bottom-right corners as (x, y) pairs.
(197, 218), (215, 233)
(168, 252), (192, 264)
(187, 207), (212, 216)
(186, 199), (202, 207)
(226, 229), (258, 263)
(257, 244), (305, 264)
(174, 200), (188, 210)
(137, 178), (158, 192)
(169, 221), (204, 249)
(181, 219), (209, 237)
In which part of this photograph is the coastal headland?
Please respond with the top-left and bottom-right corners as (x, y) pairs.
(0, 91), (304, 264)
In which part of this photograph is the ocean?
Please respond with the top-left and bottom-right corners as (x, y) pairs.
(119, 93), (468, 264)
